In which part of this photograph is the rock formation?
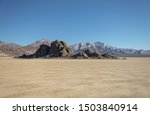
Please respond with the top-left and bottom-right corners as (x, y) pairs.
(18, 40), (117, 59)
(18, 40), (74, 58)
(49, 40), (73, 57)
(34, 44), (50, 58)
(83, 49), (102, 58)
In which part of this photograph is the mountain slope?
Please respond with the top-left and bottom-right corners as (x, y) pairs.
(0, 39), (51, 56)
(22, 39), (51, 55)
(0, 50), (8, 57)
(0, 41), (25, 56)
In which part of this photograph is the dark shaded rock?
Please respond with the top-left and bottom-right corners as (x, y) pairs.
(18, 54), (27, 58)
(18, 54), (35, 58)
(101, 53), (117, 59)
(18, 44), (50, 58)
(84, 48), (101, 58)
(34, 44), (50, 57)
(49, 40), (73, 57)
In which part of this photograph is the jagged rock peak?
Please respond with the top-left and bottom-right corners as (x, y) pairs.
(49, 40), (73, 57)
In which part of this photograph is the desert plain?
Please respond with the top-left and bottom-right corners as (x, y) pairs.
(0, 57), (150, 98)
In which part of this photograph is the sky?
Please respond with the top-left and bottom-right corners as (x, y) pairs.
(0, 0), (150, 49)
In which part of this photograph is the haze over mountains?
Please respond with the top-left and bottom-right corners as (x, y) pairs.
(0, 39), (150, 57)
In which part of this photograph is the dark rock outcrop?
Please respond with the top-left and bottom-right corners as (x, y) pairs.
(101, 53), (118, 59)
(49, 40), (73, 57)
(83, 49), (102, 58)
(34, 44), (50, 57)
(18, 40), (74, 58)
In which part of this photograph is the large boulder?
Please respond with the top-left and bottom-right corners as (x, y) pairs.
(49, 40), (73, 57)
(84, 48), (102, 58)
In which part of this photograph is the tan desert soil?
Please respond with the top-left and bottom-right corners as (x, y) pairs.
(0, 57), (150, 98)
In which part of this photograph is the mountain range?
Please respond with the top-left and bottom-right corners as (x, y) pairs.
(0, 39), (150, 57)
(71, 42), (150, 56)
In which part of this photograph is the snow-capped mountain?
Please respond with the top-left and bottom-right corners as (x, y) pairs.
(72, 42), (96, 51)
(71, 42), (150, 56)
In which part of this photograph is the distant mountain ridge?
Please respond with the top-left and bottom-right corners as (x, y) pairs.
(0, 39), (150, 57)
(0, 39), (51, 56)
(0, 41), (24, 56)
(71, 42), (150, 56)
(21, 39), (51, 55)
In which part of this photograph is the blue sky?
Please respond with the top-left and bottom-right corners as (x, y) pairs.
(0, 0), (150, 49)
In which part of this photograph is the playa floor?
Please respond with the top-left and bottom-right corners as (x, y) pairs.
(0, 57), (150, 98)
